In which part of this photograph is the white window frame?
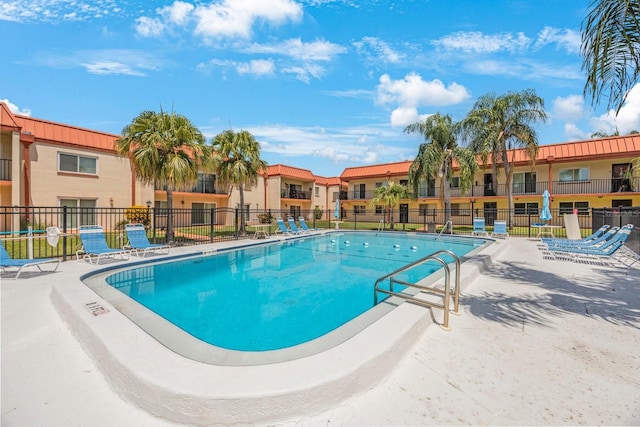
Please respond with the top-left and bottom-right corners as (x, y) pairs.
(58, 152), (98, 175)
(559, 168), (589, 182)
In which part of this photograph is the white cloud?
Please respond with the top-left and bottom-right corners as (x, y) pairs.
(552, 95), (585, 122)
(1, 99), (31, 116)
(564, 123), (589, 141)
(389, 107), (430, 127)
(160, 1), (194, 26)
(0, 0), (125, 23)
(376, 73), (471, 107)
(81, 61), (146, 76)
(194, 0), (302, 39)
(237, 59), (276, 76)
(534, 26), (581, 54)
(353, 36), (403, 64)
(243, 38), (346, 61)
(281, 63), (325, 83)
(432, 31), (530, 53)
(135, 16), (165, 37)
(590, 84), (640, 134)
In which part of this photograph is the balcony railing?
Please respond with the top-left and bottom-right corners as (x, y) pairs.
(155, 183), (228, 195)
(0, 159), (11, 181)
(333, 178), (640, 200)
(281, 190), (311, 200)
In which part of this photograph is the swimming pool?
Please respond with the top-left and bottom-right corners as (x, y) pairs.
(90, 232), (487, 356)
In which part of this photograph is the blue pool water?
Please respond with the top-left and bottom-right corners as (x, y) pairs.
(105, 232), (486, 352)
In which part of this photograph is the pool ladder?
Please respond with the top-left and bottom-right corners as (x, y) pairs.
(373, 249), (461, 330)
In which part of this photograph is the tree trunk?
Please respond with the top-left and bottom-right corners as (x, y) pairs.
(388, 204), (394, 230)
(443, 180), (452, 233)
(239, 184), (246, 235)
(166, 187), (174, 243)
(503, 148), (513, 228)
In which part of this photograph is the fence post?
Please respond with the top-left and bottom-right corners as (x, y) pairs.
(62, 206), (68, 261)
(27, 226), (34, 259)
(210, 208), (215, 243)
(234, 208), (239, 239)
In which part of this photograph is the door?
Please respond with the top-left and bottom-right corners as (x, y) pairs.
(399, 204), (409, 223)
(484, 174), (495, 196)
(483, 202), (497, 226)
(612, 163), (631, 192)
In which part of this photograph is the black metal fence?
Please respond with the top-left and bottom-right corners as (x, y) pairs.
(1, 205), (638, 261)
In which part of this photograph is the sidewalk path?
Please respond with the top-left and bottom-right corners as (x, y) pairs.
(2, 238), (639, 426)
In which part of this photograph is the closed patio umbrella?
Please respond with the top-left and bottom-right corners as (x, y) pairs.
(540, 190), (552, 223)
(334, 198), (340, 220)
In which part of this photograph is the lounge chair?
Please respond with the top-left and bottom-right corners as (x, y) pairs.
(287, 217), (304, 234)
(541, 224), (610, 246)
(274, 217), (295, 235)
(471, 218), (488, 236)
(545, 227), (636, 265)
(125, 224), (170, 257)
(543, 226), (622, 249)
(298, 216), (320, 232)
(77, 225), (130, 264)
(491, 220), (509, 238)
(1, 239), (60, 279)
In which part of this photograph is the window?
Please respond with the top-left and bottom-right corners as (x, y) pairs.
(514, 202), (539, 215)
(353, 205), (366, 214)
(513, 172), (536, 193)
(559, 168), (589, 182)
(451, 203), (461, 216)
(450, 177), (460, 188)
(315, 186), (319, 197)
(289, 205), (301, 217)
(59, 198), (96, 228)
(192, 203), (217, 224)
(375, 205), (384, 215)
(58, 153), (97, 174)
(612, 199), (632, 208)
(559, 201), (589, 215)
(193, 173), (216, 193)
(154, 200), (168, 215)
(399, 179), (409, 187)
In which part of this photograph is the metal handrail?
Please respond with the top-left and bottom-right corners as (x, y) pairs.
(373, 250), (461, 330)
(437, 220), (453, 239)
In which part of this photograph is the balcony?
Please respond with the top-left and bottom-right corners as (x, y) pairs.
(334, 177), (640, 201)
(155, 183), (228, 195)
(0, 159), (11, 181)
(281, 189), (311, 200)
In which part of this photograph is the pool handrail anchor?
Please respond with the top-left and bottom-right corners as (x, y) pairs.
(373, 250), (461, 330)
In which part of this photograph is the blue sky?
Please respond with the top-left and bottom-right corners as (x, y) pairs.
(2, 0), (640, 177)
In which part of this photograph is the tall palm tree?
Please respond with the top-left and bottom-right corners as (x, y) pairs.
(581, 0), (640, 114)
(405, 113), (477, 233)
(115, 110), (207, 243)
(368, 180), (410, 230)
(212, 129), (267, 234)
(462, 90), (547, 228)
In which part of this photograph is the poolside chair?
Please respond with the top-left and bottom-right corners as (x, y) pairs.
(491, 220), (509, 238)
(471, 218), (488, 236)
(125, 224), (170, 257)
(541, 224), (610, 246)
(286, 217), (304, 234)
(77, 225), (130, 264)
(0, 238), (60, 279)
(545, 227), (637, 266)
(543, 226), (622, 249)
(274, 217), (295, 235)
(298, 216), (320, 232)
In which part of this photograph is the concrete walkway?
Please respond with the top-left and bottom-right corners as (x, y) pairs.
(2, 238), (640, 426)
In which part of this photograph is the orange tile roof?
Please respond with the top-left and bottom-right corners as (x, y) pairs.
(266, 164), (316, 180)
(313, 175), (344, 187)
(341, 160), (413, 180)
(1, 102), (119, 152)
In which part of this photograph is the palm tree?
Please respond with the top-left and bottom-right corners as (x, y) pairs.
(405, 113), (477, 233)
(115, 110), (207, 243)
(581, 0), (640, 114)
(212, 129), (267, 234)
(368, 181), (410, 230)
(462, 90), (547, 228)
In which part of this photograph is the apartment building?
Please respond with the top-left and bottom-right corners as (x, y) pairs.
(338, 136), (640, 226)
(2, 102), (639, 232)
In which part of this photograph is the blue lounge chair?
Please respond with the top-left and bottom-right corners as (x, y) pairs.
(298, 217), (320, 232)
(77, 225), (130, 264)
(491, 220), (509, 238)
(125, 224), (170, 257)
(472, 218), (488, 236)
(541, 224), (610, 246)
(1, 239), (60, 279)
(546, 226), (638, 266)
(543, 225), (621, 249)
(274, 217), (295, 235)
(287, 217), (304, 234)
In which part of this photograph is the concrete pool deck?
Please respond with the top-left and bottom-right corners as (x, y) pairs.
(2, 236), (640, 425)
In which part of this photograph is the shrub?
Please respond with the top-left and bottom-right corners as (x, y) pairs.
(124, 205), (150, 227)
(257, 213), (275, 224)
(314, 206), (323, 220)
